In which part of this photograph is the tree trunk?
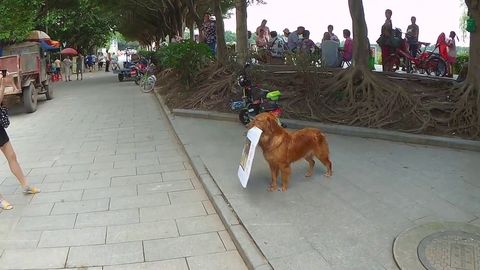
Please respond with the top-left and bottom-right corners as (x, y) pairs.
(214, 0), (227, 64)
(235, 0), (248, 64)
(348, 0), (370, 69)
(465, 0), (480, 87)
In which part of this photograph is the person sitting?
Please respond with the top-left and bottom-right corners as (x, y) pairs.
(321, 32), (341, 67)
(268, 31), (286, 64)
(341, 29), (353, 66)
(322, 32), (331, 42)
(300, 30), (316, 54)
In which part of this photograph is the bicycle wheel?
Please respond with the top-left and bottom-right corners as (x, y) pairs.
(426, 57), (447, 77)
(142, 76), (156, 93)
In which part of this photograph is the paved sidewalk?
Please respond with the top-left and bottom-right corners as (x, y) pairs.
(168, 115), (480, 270)
(0, 72), (247, 269)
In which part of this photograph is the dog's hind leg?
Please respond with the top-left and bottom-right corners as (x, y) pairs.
(304, 154), (315, 177)
(280, 164), (292, 192)
(314, 148), (332, 177)
(268, 163), (279, 192)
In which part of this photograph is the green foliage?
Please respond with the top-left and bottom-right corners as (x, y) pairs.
(225, 31), (236, 44)
(454, 52), (469, 74)
(44, 0), (116, 53)
(0, 0), (42, 43)
(159, 40), (213, 86)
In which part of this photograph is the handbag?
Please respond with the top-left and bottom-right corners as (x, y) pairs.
(0, 106), (10, 128)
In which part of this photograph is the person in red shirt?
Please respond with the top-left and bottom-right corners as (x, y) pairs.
(342, 29), (353, 63)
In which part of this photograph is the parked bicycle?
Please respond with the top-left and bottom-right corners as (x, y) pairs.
(384, 31), (447, 77)
(135, 63), (157, 93)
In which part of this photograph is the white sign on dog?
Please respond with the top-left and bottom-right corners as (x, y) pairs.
(238, 126), (263, 188)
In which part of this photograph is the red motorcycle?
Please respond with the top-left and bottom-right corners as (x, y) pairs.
(384, 32), (447, 77)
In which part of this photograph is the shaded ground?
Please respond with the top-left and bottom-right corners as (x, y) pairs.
(157, 64), (469, 140)
(169, 115), (480, 270)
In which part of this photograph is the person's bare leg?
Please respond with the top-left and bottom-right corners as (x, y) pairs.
(1, 141), (39, 193)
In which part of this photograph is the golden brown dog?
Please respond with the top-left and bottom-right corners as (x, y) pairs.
(247, 113), (332, 192)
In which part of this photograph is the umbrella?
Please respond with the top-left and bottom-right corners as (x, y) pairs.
(60, 48), (78, 55)
(27, 30), (51, 41)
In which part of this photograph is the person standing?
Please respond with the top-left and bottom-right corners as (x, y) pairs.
(327, 25), (340, 42)
(105, 52), (111, 72)
(341, 29), (353, 64)
(446, 31), (458, 77)
(0, 73), (40, 210)
(54, 58), (62, 80)
(406, 16), (419, 57)
(256, 19), (271, 41)
(201, 12), (217, 55)
(62, 57), (73, 81)
(98, 53), (104, 70)
(76, 54), (83, 80)
(380, 9), (393, 72)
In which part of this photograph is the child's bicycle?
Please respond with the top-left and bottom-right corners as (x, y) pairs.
(136, 63), (157, 93)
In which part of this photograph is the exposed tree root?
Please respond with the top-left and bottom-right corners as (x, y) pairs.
(303, 67), (428, 131)
(448, 81), (480, 137)
(156, 63), (478, 140)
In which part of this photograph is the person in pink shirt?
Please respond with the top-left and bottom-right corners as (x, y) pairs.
(342, 29), (353, 63)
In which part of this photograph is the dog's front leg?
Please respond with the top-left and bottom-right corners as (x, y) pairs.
(280, 164), (292, 192)
(267, 163), (279, 192)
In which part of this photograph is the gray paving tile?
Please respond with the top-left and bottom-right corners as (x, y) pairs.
(0, 247), (68, 269)
(16, 214), (76, 231)
(162, 170), (196, 181)
(69, 161), (114, 173)
(60, 178), (111, 191)
(169, 189), (209, 204)
(0, 203), (53, 218)
(94, 153), (136, 163)
(202, 200), (217, 215)
(138, 180), (193, 195)
(187, 251), (248, 270)
(43, 172), (89, 183)
(176, 214), (225, 235)
(30, 190), (83, 204)
(107, 220), (178, 243)
(0, 231), (42, 249)
(218, 231), (237, 251)
(88, 167), (137, 179)
(103, 258), (188, 270)
(144, 232), (225, 261)
(114, 159), (160, 169)
(140, 202), (206, 222)
(75, 209), (139, 228)
(38, 227), (106, 247)
(51, 198), (109, 215)
(28, 166), (71, 176)
(136, 162), (186, 175)
(111, 174), (162, 186)
(67, 241), (143, 267)
(53, 156), (94, 166)
(82, 185), (137, 200)
(109, 193), (169, 210)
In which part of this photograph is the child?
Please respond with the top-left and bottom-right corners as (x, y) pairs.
(446, 31), (458, 77)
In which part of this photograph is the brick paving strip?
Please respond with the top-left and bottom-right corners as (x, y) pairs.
(0, 73), (248, 269)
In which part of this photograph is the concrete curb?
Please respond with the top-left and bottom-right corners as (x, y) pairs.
(154, 92), (272, 270)
(173, 108), (480, 152)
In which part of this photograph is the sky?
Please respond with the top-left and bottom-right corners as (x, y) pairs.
(223, 0), (469, 46)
